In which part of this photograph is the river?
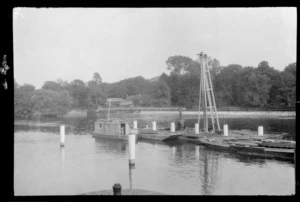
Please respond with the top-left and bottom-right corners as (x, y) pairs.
(14, 112), (295, 195)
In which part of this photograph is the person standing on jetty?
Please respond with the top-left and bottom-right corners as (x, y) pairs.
(176, 107), (185, 130)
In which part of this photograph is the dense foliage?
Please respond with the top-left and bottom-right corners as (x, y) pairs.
(14, 56), (296, 118)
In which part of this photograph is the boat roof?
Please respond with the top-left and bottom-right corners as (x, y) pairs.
(95, 119), (129, 124)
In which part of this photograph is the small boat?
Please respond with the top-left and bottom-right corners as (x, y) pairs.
(257, 139), (295, 149)
(92, 119), (138, 140)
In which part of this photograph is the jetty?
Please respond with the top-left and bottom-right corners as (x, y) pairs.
(130, 52), (295, 162)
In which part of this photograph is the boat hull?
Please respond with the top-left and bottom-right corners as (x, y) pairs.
(92, 132), (138, 141)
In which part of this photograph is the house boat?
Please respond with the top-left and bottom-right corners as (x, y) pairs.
(92, 119), (138, 140)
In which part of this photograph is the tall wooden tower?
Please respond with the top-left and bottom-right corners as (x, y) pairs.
(197, 52), (220, 133)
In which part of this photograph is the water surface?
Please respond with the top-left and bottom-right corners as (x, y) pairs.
(14, 114), (295, 195)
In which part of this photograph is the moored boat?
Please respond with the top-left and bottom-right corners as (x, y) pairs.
(92, 119), (138, 140)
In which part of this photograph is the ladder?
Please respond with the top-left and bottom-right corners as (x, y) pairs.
(197, 52), (220, 132)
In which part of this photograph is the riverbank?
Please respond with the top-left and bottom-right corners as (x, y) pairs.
(140, 111), (295, 119)
(63, 110), (295, 119)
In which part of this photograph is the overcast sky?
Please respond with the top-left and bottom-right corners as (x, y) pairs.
(13, 7), (296, 89)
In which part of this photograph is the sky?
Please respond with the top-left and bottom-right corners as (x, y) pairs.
(13, 7), (297, 89)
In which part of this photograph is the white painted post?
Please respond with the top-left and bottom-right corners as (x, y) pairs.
(128, 134), (136, 165)
(125, 124), (130, 135)
(152, 121), (157, 131)
(195, 123), (199, 134)
(171, 122), (175, 132)
(223, 124), (228, 136)
(133, 121), (138, 129)
(60, 125), (65, 147)
(258, 126), (264, 136)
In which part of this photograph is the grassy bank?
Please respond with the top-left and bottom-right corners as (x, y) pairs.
(63, 109), (295, 119)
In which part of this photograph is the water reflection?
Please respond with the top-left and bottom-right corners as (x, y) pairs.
(60, 147), (65, 166)
(129, 164), (135, 189)
(195, 145), (200, 159)
(94, 137), (128, 156)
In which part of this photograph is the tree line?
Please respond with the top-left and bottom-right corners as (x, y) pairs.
(14, 55), (296, 119)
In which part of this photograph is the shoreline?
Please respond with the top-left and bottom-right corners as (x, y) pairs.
(63, 110), (295, 119)
(139, 111), (295, 118)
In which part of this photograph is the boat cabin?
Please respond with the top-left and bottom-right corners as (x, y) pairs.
(93, 119), (136, 140)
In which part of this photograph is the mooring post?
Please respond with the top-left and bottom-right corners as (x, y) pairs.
(258, 126), (264, 136)
(195, 123), (199, 134)
(125, 123), (130, 135)
(60, 125), (65, 147)
(223, 124), (228, 136)
(170, 122), (175, 132)
(128, 133), (136, 165)
(133, 120), (138, 129)
(112, 183), (122, 195)
(152, 121), (157, 131)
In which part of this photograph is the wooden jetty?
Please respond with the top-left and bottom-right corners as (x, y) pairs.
(175, 128), (295, 162)
(138, 129), (183, 141)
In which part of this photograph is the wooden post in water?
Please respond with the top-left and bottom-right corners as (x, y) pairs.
(258, 126), (264, 136)
(125, 123), (130, 135)
(112, 183), (122, 195)
(60, 125), (65, 147)
(195, 123), (199, 134)
(223, 124), (228, 136)
(133, 121), (138, 129)
(170, 122), (175, 132)
(128, 134), (136, 165)
(152, 121), (157, 131)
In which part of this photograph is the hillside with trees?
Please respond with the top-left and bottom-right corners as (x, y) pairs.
(14, 55), (296, 119)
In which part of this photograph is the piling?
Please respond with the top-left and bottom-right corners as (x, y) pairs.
(133, 121), (138, 129)
(258, 126), (264, 136)
(125, 124), (130, 135)
(152, 121), (157, 131)
(171, 122), (175, 132)
(112, 183), (122, 195)
(128, 134), (136, 165)
(223, 124), (228, 136)
(60, 125), (65, 147)
(195, 123), (199, 134)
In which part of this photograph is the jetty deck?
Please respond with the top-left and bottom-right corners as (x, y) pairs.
(172, 129), (295, 162)
(83, 188), (165, 195)
(138, 129), (184, 141)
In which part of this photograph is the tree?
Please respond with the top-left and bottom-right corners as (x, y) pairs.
(284, 62), (296, 76)
(213, 64), (244, 106)
(88, 73), (106, 107)
(255, 61), (282, 105)
(149, 80), (171, 107)
(278, 71), (296, 107)
(14, 83), (36, 118)
(93, 72), (102, 85)
(236, 70), (271, 107)
(68, 79), (88, 109)
(32, 89), (72, 116)
(42, 81), (64, 92)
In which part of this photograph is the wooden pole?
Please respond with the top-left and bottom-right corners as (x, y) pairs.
(202, 54), (208, 132)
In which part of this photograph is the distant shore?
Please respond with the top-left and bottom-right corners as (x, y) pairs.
(64, 109), (295, 119)
(140, 111), (295, 118)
